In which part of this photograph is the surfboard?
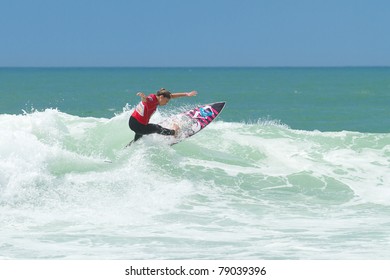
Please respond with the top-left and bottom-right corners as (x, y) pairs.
(126, 101), (226, 147)
(160, 101), (226, 145)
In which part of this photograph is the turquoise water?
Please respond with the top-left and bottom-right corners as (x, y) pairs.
(1, 67), (390, 132)
(1, 67), (390, 259)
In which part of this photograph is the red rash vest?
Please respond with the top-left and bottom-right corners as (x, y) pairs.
(131, 94), (159, 125)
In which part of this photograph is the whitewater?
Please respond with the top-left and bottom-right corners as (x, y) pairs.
(1, 108), (389, 259)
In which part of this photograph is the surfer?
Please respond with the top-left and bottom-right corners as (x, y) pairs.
(128, 88), (197, 145)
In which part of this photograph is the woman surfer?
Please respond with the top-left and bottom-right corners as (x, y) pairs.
(128, 88), (197, 145)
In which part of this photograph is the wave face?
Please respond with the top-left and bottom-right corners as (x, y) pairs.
(1, 109), (390, 259)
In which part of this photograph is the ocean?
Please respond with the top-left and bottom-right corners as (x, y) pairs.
(0, 67), (389, 259)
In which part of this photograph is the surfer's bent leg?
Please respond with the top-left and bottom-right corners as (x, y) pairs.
(153, 124), (175, 136)
(129, 116), (175, 142)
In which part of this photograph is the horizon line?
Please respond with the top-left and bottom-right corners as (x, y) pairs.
(1, 65), (390, 68)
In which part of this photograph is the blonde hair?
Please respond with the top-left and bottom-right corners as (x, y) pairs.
(156, 88), (172, 99)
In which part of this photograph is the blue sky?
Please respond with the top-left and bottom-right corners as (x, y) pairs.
(1, 0), (389, 67)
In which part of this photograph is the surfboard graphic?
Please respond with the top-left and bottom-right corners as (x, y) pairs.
(159, 101), (226, 145)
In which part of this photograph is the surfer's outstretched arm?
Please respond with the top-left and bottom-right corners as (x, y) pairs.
(171, 91), (197, 99)
(137, 92), (147, 102)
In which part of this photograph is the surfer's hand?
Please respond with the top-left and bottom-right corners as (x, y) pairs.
(137, 92), (146, 101)
(186, 91), (197, 97)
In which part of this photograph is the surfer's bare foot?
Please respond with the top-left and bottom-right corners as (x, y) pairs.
(173, 124), (180, 137)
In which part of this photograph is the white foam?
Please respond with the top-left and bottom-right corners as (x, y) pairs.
(2, 110), (390, 259)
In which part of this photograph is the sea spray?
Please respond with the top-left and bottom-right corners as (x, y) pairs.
(1, 108), (390, 259)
